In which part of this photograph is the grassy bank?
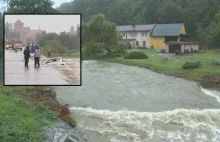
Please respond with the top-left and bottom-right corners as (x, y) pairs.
(0, 86), (77, 142)
(102, 49), (220, 88)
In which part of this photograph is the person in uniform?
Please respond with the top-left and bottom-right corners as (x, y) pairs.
(23, 46), (30, 67)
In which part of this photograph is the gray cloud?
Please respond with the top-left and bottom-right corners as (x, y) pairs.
(5, 15), (80, 34)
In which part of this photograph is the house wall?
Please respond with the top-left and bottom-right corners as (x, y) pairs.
(181, 25), (186, 34)
(184, 44), (199, 51)
(164, 44), (169, 53)
(135, 32), (151, 48)
(151, 37), (165, 49)
(121, 31), (151, 48)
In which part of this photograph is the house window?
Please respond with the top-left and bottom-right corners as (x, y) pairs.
(133, 32), (137, 37)
(143, 41), (146, 46)
(142, 32), (148, 36)
(136, 41), (139, 46)
(123, 33), (125, 36)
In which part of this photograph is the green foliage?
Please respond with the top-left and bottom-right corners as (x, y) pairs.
(127, 43), (132, 49)
(39, 102), (59, 121)
(206, 10), (220, 48)
(57, 0), (220, 48)
(115, 44), (126, 54)
(124, 51), (148, 59)
(175, 50), (181, 55)
(6, 0), (58, 13)
(0, 13), (3, 58)
(182, 61), (202, 69)
(161, 57), (169, 63)
(41, 40), (67, 56)
(150, 45), (154, 49)
(137, 47), (146, 49)
(69, 115), (77, 127)
(82, 13), (119, 58)
(0, 93), (48, 142)
(105, 52), (124, 58)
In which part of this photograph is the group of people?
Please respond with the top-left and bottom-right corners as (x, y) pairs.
(23, 46), (41, 67)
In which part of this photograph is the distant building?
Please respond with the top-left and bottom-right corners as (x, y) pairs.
(117, 23), (200, 53)
(13, 19), (43, 42)
(68, 25), (77, 35)
(116, 24), (154, 48)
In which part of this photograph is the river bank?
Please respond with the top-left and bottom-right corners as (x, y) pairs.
(40, 56), (80, 85)
(102, 55), (220, 91)
(0, 86), (87, 142)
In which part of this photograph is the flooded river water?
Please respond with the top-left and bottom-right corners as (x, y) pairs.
(54, 60), (220, 142)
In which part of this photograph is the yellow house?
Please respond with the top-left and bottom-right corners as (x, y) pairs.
(150, 23), (186, 49)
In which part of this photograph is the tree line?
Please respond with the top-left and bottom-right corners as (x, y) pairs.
(34, 26), (80, 56)
(1, 0), (220, 60)
(5, 22), (21, 41)
(57, 0), (220, 48)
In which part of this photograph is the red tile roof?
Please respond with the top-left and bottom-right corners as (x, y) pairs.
(15, 19), (23, 24)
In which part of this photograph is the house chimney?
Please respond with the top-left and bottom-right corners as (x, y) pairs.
(132, 24), (135, 31)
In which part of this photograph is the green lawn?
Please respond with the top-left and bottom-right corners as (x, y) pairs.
(0, 86), (77, 142)
(0, 87), (49, 142)
(192, 50), (220, 60)
(106, 49), (220, 81)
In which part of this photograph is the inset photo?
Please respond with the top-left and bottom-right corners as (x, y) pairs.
(4, 14), (81, 86)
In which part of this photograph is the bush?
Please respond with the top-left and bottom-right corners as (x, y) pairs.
(124, 51), (148, 59)
(123, 43), (132, 49)
(150, 45), (154, 49)
(137, 47), (146, 49)
(105, 52), (125, 58)
(115, 44), (126, 54)
(182, 61), (202, 69)
(175, 50), (181, 55)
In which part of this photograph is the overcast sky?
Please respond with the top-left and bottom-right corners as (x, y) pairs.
(5, 15), (80, 34)
(53, 0), (73, 8)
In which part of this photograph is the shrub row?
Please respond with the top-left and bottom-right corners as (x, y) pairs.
(182, 61), (202, 69)
(124, 51), (148, 59)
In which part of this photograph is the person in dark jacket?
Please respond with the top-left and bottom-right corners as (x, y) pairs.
(23, 46), (30, 67)
(48, 50), (51, 57)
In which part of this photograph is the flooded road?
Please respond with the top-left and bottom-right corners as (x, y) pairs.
(54, 60), (220, 142)
(4, 50), (69, 85)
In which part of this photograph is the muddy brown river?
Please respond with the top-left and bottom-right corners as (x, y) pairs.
(54, 60), (220, 142)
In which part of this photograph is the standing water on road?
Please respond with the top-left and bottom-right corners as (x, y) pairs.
(54, 60), (220, 142)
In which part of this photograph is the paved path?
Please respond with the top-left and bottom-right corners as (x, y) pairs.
(4, 49), (69, 85)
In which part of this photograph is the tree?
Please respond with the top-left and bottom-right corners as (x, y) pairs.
(82, 13), (118, 57)
(5, 22), (10, 40)
(0, 12), (3, 58)
(37, 31), (47, 46)
(41, 40), (66, 55)
(76, 24), (80, 38)
(70, 25), (74, 35)
(206, 11), (220, 48)
(56, 0), (220, 48)
(56, 2), (74, 13)
(6, 0), (58, 13)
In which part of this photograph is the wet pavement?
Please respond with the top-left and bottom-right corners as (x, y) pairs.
(4, 49), (69, 85)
